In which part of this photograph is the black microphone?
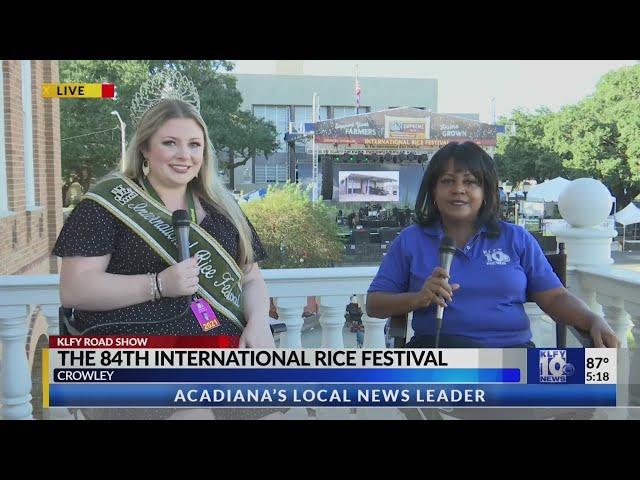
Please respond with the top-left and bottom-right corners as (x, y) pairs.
(172, 210), (191, 262)
(435, 236), (456, 348)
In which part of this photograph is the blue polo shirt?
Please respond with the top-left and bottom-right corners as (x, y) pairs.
(368, 221), (562, 347)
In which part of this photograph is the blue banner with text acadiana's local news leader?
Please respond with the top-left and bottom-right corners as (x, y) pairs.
(49, 383), (616, 407)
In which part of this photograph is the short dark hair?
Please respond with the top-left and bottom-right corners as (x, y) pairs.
(414, 141), (500, 238)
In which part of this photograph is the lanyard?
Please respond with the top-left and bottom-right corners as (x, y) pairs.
(142, 178), (197, 224)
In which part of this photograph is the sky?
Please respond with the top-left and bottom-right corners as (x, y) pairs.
(231, 60), (637, 123)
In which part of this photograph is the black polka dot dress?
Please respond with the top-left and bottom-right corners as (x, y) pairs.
(53, 196), (280, 420)
(53, 197), (267, 336)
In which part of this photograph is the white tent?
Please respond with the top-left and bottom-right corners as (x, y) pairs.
(526, 177), (571, 202)
(615, 202), (640, 226)
(615, 202), (640, 250)
(241, 188), (267, 202)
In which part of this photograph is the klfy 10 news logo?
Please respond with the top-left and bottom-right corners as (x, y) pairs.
(539, 350), (575, 383)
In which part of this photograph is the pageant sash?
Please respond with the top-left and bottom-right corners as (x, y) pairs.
(84, 174), (245, 329)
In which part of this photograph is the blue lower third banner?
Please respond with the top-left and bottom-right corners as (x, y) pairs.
(49, 383), (616, 407)
(52, 368), (520, 383)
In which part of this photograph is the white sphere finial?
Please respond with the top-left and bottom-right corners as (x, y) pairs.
(558, 178), (612, 227)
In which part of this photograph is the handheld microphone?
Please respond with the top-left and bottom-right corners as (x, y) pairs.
(63, 210), (196, 336)
(172, 210), (191, 262)
(435, 235), (456, 347)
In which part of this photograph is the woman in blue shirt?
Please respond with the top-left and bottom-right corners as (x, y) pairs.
(366, 141), (618, 348)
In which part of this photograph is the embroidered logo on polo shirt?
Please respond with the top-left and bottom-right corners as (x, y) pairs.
(483, 248), (511, 265)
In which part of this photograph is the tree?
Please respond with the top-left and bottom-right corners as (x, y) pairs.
(240, 183), (344, 269)
(589, 65), (640, 205)
(495, 65), (640, 206)
(59, 60), (278, 192)
(494, 108), (564, 184)
(59, 60), (151, 187)
(543, 100), (630, 202)
(148, 61), (278, 188)
(219, 110), (278, 189)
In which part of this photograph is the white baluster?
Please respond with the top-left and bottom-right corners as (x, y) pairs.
(566, 274), (603, 347)
(597, 296), (633, 419)
(0, 306), (34, 420)
(525, 303), (554, 348)
(275, 297), (306, 348)
(567, 272), (603, 317)
(357, 294), (386, 348)
(597, 294), (633, 348)
(625, 301), (640, 415)
(319, 296), (347, 348)
(625, 301), (640, 348)
(41, 304), (60, 337)
(39, 304), (74, 420)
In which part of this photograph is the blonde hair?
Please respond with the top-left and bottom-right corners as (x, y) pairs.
(122, 99), (255, 265)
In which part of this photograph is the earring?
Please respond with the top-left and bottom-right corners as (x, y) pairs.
(142, 159), (150, 177)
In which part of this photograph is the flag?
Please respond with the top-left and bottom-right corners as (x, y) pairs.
(355, 66), (361, 114)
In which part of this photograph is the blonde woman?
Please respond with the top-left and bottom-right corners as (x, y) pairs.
(54, 77), (274, 350)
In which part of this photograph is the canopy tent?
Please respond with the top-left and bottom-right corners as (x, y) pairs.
(526, 177), (571, 202)
(508, 190), (526, 200)
(615, 201), (640, 251)
(615, 201), (640, 226)
(241, 188), (267, 202)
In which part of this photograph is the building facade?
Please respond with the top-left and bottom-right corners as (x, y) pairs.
(228, 65), (484, 210)
(0, 60), (63, 418)
(229, 70), (441, 192)
(1, 60), (63, 276)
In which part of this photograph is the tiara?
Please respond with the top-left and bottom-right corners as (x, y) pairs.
(130, 69), (200, 127)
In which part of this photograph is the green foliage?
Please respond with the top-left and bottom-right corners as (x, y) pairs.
(495, 65), (640, 206)
(146, 61), (276, 160)
(59, 60), (151, 182)
(494, 108), (564, 184)
(241, 183), (344, 269)
(59, 60), (278, 190)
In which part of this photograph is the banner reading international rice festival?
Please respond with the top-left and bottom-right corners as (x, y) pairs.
(312, 107), (497, 150)
(44, 336), (619, 409)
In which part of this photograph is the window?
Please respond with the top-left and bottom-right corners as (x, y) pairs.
(293, 105), (329, 131)
(254, 162), (288, 183)
(0, 61), (8, 212)
(333, 106), (369, 119)
(21, 60), (36, 208)
(253, 105), (290, 153)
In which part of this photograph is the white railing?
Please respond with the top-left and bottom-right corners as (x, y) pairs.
(263, 267), (385, 348)
(2, 264), (639, 420)
(570, 266), (640, 346)
(0, 275), (61, 420)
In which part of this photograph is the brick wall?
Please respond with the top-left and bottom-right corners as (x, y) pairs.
(0, 60), (62, 275)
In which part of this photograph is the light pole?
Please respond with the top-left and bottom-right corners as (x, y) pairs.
(111, 111), (126, 171)
(503, 182), (513, 222)
(519, 182), (532, 227)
